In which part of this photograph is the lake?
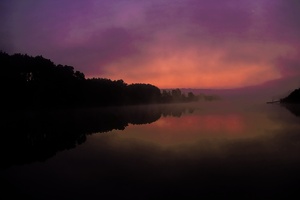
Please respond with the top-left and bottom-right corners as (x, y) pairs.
(1, 100), (300, 199)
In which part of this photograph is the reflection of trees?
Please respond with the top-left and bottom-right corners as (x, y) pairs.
(281, 104), (300, 117)
(161, 104), (195, 117)
(0, 104), (196, 168)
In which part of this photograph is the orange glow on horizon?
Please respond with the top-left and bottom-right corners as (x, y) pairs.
(91, 40), (292, 89)
(97, 60), (281, 89)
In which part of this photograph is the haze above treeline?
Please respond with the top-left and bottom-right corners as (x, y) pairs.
(2, 51), (299, 108)
(1, 51), (221, 109)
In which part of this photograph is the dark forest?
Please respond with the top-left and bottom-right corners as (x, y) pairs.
(0, 51), (198, 109)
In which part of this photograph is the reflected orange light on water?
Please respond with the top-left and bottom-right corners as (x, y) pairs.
(118, 113), (246, 146)
(155, 114), (244, 134)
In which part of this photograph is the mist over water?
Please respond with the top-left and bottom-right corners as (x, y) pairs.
(1, 99), (300, 199)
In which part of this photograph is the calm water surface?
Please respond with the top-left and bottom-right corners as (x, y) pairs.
(1, 100), (300, 199)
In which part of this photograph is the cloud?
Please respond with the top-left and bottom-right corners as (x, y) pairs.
(275, 56), (300, 77)
(267, 0), (300, 41)
(51, 27), (141, 73)
(1, 0), (299, 88)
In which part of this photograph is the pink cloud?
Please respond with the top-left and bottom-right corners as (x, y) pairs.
(1, 0), (299, 88)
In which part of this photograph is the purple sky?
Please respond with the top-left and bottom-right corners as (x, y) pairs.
(1, 0), (300, 89)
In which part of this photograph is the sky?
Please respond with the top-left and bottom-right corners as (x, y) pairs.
(1, 0), (300, 89)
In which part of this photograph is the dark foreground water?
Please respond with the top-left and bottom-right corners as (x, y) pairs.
(1, 101), (300, 199)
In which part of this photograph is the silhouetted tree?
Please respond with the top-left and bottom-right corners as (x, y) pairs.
(161, 90), (172, 103)
(127, 83), (161, 104)
(172, 88), (182, 101)
(0, 51), (199, 109)
(187, 92), (197, 101)
(281, 88), (300, 104)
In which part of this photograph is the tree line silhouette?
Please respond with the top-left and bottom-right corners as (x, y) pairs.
(0, 51), (198, 109)
(280, 88), (300, 104)
(280, 88), (300, 116)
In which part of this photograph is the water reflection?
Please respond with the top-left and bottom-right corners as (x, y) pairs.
(0, 104), (195, 168)
(281, 104), (300, 117)
(1, 102), (300, 199)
